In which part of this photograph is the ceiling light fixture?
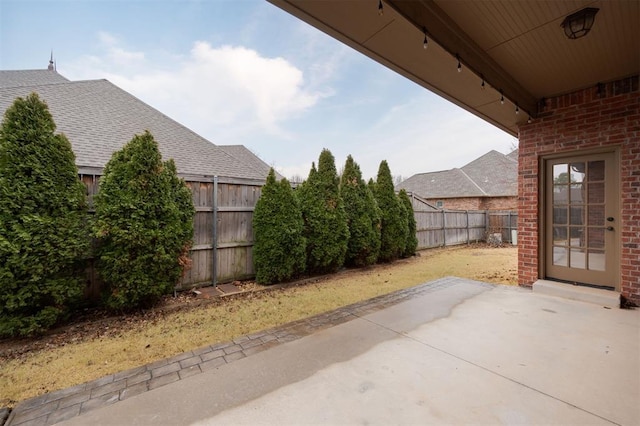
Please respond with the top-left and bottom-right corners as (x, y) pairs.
(515, 105), (519, 114)
(481, 75), (485, 90)
(500, 90), (504, 105)
(378, 0), (383, 16)
(456, 54), (461, 72)
(561, 7), (599, 39)
(423, 28), (428, 50)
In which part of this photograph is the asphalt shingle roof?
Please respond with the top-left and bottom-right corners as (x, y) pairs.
(218, 145), (284, 180)
(0, 69), (69, 88)
(396, 150), (518, 199)
(0, 73), (271, 180)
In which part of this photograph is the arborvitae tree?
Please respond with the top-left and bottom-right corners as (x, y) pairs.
(253, 169), (306, 284)
(340, 155), (381, 267)
(0, 93), (88, 336)
(367, 178), (376, 196)
(398, 189), (418, 257)
(373, 160), (407, 262)
(298, 149), (349, 274)
(93, 131), (194, 310)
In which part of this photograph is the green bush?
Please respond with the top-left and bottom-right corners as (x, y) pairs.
(0, 93), (88, 336)
(340, 155), (381, 267)
(93, 131), (194, 310)
(373, 160), (407, 262)
(253, 169), (306, 284)
(298, 149), (349, 274)
(398, 189), (418, 257)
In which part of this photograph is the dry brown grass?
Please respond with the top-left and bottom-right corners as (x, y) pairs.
(0, 244), (516, 407)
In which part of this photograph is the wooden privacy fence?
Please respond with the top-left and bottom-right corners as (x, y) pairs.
(414, 209), (518, 249)
(487, 210), (519, 245)
(79, 173), (517, 297)
(414, 210), (488, 249)
(181, 176), (263, 290)
(79, 170), (264, 297)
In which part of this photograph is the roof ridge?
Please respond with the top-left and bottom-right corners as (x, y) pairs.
(457, 168), (488, 196)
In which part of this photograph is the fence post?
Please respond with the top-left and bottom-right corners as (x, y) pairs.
(212, 176), (218, 287)
(442, 209), (446, 247)
(466, 210), (470, 244)
(485, 210), (489, 239)
(507, 210), (512, 243)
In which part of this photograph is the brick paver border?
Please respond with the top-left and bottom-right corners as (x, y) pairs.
(4, 277), (490, 426)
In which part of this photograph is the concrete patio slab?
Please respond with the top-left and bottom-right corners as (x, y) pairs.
(8, 277), (639, 426)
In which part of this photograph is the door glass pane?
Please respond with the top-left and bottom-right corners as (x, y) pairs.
(569, 206), (583, 225)
(569, 163), (585, 182)
(553, 164), (568, 181)
(588, 182), (604, 203)
(569, 227), (583, 246)
(588, 228), (605, 249)
(569, 184), (584, 204)
(589, 250), (605, 271)
(553, 185), (568, 203)
(587, 161), (605, 181)
(588, 206), (604, 225)
(553, 226), (567, 243)
(570, 248), (586, 269)
(553, 207), (568, 224)
(553, 247), (568, 266)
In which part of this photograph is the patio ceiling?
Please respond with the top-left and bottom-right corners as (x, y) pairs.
(267, 0), (640, 137)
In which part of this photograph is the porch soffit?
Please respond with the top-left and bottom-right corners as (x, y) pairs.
(267, 0), (640, 137)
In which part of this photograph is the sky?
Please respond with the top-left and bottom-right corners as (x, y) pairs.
(0, 0), (517, 182)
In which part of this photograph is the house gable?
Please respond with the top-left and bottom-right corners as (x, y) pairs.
(396, 149), (518, 209)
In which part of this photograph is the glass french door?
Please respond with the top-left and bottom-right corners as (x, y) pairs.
(545, 153), (618, 288)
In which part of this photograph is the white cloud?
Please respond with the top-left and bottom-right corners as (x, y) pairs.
(62, 34), (326, 142)
(97, 31), (146, 67)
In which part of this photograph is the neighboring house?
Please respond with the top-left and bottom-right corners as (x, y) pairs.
(396, 150), (517, 211)
(0, 67), (276, 181)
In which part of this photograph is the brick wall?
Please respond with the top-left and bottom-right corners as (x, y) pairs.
(480, 196), (518, 211)
(426, 197), (481, 210)
(517, 76), (640, 304)
(426, 196), (516, 211)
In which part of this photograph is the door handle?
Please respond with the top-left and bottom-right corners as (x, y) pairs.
(607, 226), (614, 231)
(606, 217), (614, 222)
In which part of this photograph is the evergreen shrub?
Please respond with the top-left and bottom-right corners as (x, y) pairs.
(253, 169), (306, 284)
(373, 160), (407, 262)
(0, 93), (88, 336)
(298, 149), (349, 274)
(93, 131), (194, 310)
(398, 189), (418, 257)
(340, 155), (381, 267)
